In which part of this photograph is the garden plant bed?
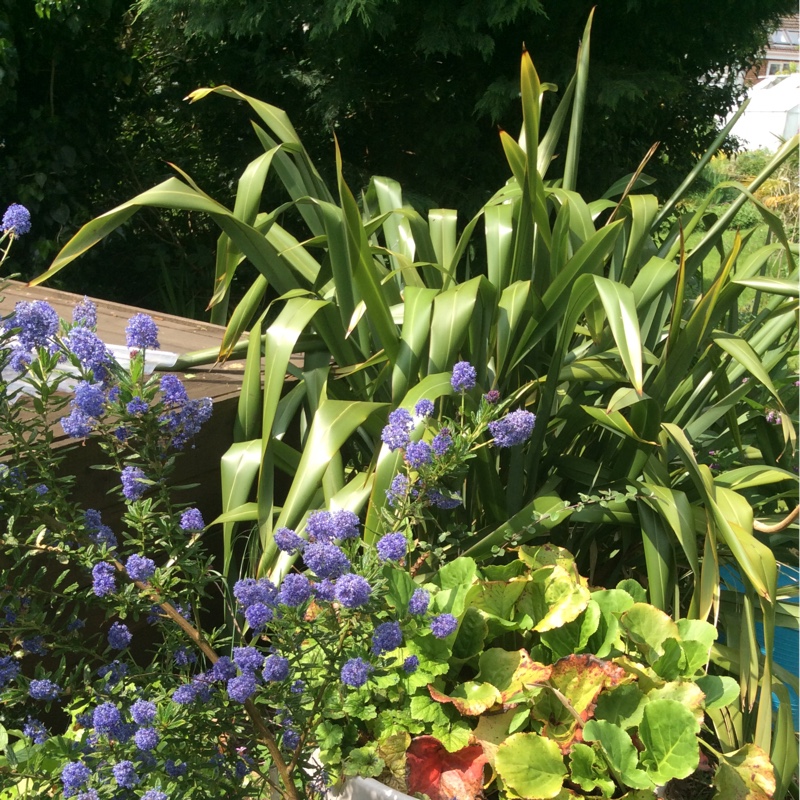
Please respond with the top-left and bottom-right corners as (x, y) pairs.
(1, 14), (797, 800)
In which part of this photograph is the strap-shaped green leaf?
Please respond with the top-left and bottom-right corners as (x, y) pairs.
(261, 398), (386, 576)
(335, 139), (400, 362)
(427, 277), (483, 374)
(220, 439), (263, 577)
(234, 312), (265, 443)
(391, 286), (440, 402)
(562, 9), (594, 192)
(594, 276), (643, 395)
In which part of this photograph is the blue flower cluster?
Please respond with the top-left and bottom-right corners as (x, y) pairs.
(61, 761), (91, 797)
(161, 395), (213, 450)
(62, 380), (108, 439)
(125, 554), (156, 582)
(371, 621), (403, 655)
(334, 574), (372, 608)
(450, 360), (477, 392)
(234, 577), (277, 632)
(408, 588), (430, 616)
(430, 613), (459, 639)
(376, 532), (407, 562)
(263, 654), (290, 682)
(303, 542), (351, 580)
(72, 297), (97, 329)
(23, 717), (48, 744)
(130, 698), (157, 725)
(4, 300), (58, 350)
(381, 407), (414, 451)
(160, 374), (188, 405)
(92, 562), (116, 596)
(274, 527), (306, 554)
(179, 507), (205, 531)
(1, 203), (31, 236)
(125, 314), (160, 350)
(277, 574), (312, 607)
(340, 657), (371, 688)
(108, 621), (132, 650)
(305, 509), (361, 542)
(405, 440), (432, 468)
(120, 466), (149, 501)
(28, 678), (60, 700)
(66, 326), (109, 374)
(488, 408), (536, 448)
(85, 509), (117, 549)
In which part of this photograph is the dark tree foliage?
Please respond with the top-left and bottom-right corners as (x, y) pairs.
(136, 0), (795, 203)
(1, 0), (795, 315)
(0, 0), (263, 310)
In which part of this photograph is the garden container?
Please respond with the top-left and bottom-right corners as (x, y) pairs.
(330, 776), (415, 800)
(721, 563), (799, 727)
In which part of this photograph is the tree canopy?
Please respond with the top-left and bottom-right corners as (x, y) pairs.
(0, 0), (794, 312)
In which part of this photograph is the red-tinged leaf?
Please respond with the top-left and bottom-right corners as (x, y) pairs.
(428, 682), (501, 716)
(550, 654), (628, 713)
(406, 736), (488, 800)
(476, 647), (553, 703)
(534, 654), (631, 753)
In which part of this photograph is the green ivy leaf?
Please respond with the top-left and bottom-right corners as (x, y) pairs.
(540, 599), (602, 658)
(409, 694), (451, 727)
(651, 638), (685, 680)
(467, 580), (527, 627)
(480, 560), (528, 580)
(343, 745), (384, 778)
(586, 589), (635, 658)
(638, 699), (700, 784)
(384, 566), (418, 612)
(373, 671), (401, 690)
(675, 618), (717, 675)
(436, 557), (477, 589)
(519, 544), (577, 572)
(518, 565), (590, 632)
(616, 579), (647, 603)
(342, 691), (377, 721)
(646, 680), (705, 724)
(431, 720), (472, 753)
(377, 732), (410, 784)
(713, 743), (776, 799)
(619, 603), (680, 661)
(452, 606), (488, 659)
(476, 648), (552, 702)
(429, 681), (500, 716)
(495, 732), (567, 799)
(376, 709), (425, 738)
(315, 720), (344, 751)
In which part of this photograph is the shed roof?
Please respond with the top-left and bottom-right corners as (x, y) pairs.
(1, 280), (249, 517)
(1, 280), (246, 412)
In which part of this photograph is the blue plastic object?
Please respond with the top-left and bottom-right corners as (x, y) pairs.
(720, 564), (799, 728)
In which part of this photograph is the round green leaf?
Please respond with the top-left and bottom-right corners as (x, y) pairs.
(495, 732), (567, 799)
(638, 698), (700, 783)
(695, 675), (739, 710)
(452, 606), (488, 660)
(619, 603), (680, 660)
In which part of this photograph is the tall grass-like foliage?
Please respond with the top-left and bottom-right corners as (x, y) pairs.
(35, 15), (799, 794)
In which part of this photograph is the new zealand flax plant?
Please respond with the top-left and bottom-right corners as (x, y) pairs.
(33, 12), (799, 796)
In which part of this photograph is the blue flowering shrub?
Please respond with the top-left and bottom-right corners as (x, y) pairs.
(0, 266), (544, 796)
